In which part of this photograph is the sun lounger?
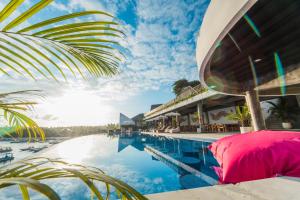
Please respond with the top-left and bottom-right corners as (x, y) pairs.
(169, 127), (180, 133)
(164, 126), (172, 133)
(156, 126), (167, 133)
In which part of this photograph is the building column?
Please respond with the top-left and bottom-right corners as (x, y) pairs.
(245, 90), (266, 131)
(187, 114), (191, 126)
(197, 102), (203, 132)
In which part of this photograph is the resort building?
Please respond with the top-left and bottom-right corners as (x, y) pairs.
(144, 84), (300, 133)
(145, 0), (300, 133)
(196, 0), (300, 131)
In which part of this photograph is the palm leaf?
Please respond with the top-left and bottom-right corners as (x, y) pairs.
(0, 177), (60, 200)
(19, 185), (30, 200)
(0, 0), (24, 23)
(0, 1), (125, 80)
(0, 90), (44, 141)
(0, 158), (147, 200)
(3, 0), (54, 31)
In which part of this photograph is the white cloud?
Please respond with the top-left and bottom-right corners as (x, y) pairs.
(0, 0), (209, 125)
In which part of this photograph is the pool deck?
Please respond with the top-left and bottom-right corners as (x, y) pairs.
(141, 131), (238, 142)
(146, 176), (300, 200)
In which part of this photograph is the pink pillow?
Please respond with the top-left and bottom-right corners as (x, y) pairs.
(209, 130), (300, 184)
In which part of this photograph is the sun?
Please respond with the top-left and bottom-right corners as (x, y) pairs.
(36, 88), (118, 126)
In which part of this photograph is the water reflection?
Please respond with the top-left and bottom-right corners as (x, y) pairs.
(1, 133), (219, 199)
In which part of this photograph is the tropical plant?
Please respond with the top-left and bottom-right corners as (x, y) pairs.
(267, 98), (300, 122)
(189, 80), (201, 87)
(172, 79), (201, 96)
(226, 104), (251, 127)
(0, 90), (45, 141)
(0, 0), (125, 140)
(0, 157), (147, 200)
(172, 79), (189, 96)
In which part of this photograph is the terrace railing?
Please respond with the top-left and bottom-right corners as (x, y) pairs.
(145, 84), (207, 118)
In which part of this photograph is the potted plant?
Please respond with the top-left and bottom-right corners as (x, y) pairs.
(267, 98), (300, 129)
(226, 104), (252, 133)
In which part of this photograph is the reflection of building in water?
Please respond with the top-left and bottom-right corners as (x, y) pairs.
(117, 133), (219, 187)
(119, 113), (146, 133)
(118, 133), (145, 152)
(119, 113), (135, 133)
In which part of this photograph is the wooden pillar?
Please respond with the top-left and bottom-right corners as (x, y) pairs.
(245, 90), (266, 131)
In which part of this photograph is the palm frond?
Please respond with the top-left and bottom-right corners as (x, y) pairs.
(0, 157), (147, 200)
(0, 90), (44, 141)
(0, 1), (125, 80)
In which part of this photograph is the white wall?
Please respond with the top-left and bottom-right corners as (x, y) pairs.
(208, 106), (238, 124)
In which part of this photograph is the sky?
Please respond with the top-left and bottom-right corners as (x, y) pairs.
(0, 0), (210, 127)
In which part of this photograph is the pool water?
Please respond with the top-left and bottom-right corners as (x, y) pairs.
(0, 133), (219, 199)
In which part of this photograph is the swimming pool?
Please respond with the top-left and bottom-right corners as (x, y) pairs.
(0, 133), (219, 199)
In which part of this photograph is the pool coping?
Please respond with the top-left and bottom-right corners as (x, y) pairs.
(146, 176), (300, 200)
(141, 132), (237, 142)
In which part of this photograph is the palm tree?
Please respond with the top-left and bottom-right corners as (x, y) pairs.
(0, 1), (146, 199)
(172, 79), (189, 96)
(172, 79), (201, 96)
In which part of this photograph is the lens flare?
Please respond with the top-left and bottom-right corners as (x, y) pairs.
(243, 14), (261, 37)
(274, 52), (286, 95)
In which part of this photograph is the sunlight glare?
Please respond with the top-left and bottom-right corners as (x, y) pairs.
(55, 137), (94, 163)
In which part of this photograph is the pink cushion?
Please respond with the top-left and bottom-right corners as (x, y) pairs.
(208, 130), (300, 184)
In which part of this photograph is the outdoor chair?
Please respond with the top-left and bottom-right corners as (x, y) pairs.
(217, 124), (226, 132)
(156, 126), (166, 133)
(164, 126), (172, 133)
(169, 127), (180, 133)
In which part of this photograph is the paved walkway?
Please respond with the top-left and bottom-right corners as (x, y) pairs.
(146, 177), (300, 200)
(142, 132), (239, 142)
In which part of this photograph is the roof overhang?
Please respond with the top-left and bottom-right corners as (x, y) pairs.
(196, 0), (300, 96)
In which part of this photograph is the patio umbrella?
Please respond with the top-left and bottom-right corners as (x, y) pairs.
(165, 112), (181, 127)
(157, 115), (167, 126)
(157, 115), (168, 119)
